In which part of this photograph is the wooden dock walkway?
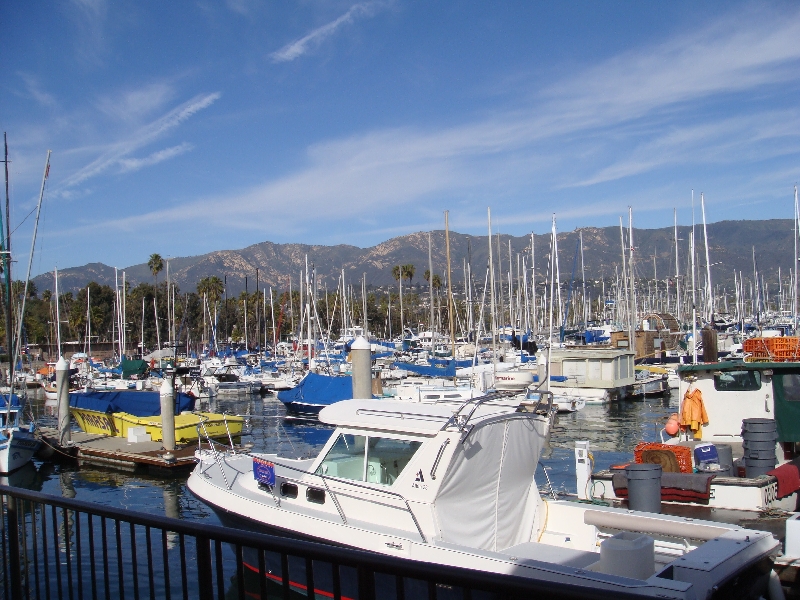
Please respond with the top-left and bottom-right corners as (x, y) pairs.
(37, 426), (202, 471)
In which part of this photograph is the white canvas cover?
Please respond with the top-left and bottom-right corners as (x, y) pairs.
(433, 416), (547, 551)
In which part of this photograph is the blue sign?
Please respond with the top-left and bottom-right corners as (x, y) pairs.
(253, 456), (275, 486)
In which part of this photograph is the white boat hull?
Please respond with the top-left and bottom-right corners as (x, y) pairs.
(0, 428), (39, 474)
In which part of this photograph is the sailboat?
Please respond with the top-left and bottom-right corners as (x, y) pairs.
(0, 137), (47, 473)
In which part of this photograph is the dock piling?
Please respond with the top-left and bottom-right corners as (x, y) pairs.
(160, 371), (176, 451)
(55, 356), (70, 446)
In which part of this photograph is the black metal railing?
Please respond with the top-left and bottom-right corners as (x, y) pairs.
(0, 484), (637, 600)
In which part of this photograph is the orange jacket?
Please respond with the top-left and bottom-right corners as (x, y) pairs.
(680, 388), (709, 439)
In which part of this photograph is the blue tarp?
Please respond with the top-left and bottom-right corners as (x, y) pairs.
(277, 372), (353, 408)
(393, 361), (456, 377)
(429, 357), (473, 368)
(0, 394), (21, 409)
(69, 390), (196, 417)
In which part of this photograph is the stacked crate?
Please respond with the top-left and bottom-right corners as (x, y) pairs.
(743, 337), (800, 362)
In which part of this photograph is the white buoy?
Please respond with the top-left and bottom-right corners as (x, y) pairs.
(160, 374), (176, 451)
(55, 356), (71, 446)
(351, 336), (372, 399)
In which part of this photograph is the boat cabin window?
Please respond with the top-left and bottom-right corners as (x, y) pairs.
(713, 370), (761, 392)
(316, 434), (366, 481)
(779, 374), (800, 401)
(366, 437), (422, 485)
(316, 433), (422, 485)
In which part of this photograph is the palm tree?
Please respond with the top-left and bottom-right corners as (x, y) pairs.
(403, 264), (415, 287)
(148, 254), (164, 284)
(197, 276), (224, 305)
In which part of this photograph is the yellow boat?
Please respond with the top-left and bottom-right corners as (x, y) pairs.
(71, 407), (244, 444)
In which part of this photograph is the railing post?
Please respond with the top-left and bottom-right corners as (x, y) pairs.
(196, 535), (214, 600)
(7, 494), (23, 600)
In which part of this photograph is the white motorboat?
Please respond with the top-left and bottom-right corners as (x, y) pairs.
(189, 396), (779, 599)
(0, 395), (40, 474)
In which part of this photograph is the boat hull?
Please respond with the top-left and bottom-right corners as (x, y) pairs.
(0, 428), (40, 474)
(71, 407), (243, 443)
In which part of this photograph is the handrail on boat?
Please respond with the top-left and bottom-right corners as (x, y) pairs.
(261, 457), (428, 544)
(444, 389), (553, 436)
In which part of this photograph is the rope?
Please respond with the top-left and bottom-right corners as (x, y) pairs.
(536, 499), (549, 542)
(36, 434), (76, 459)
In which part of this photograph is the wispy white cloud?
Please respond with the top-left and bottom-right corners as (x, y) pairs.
(96, 82), (176, 122)
(61, 6), (800, 243)
(68, 0), (109, 65)
(118, 142), (193, 173)
(60, 92), (220, 188)
(18, 73), (57, 108)
(270, 2), (385, 63)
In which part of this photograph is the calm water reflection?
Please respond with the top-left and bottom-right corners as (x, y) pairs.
(16, 389), (679, 523)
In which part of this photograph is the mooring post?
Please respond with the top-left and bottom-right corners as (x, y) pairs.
(350, 336), (372, 399)
(160, 369), (176, 451)
(55, 356), (71, 446)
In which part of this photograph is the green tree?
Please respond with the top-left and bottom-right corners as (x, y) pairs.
(197, 276), (224, 305)
(148, 254), (164, 284)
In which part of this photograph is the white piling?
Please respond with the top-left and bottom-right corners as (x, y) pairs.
(575, 441), (591, 500)
(351, 336), (372, 399)
(56, 356), (71, 446)
(160, 373), (176, 451)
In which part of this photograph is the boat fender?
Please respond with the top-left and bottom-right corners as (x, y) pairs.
(665, 413), (679, 436)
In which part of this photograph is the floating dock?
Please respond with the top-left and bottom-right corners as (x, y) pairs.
(37, 426), (203, 471)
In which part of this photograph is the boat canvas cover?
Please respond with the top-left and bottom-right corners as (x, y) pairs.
(0, 394), (21, 409)
(69, 390), (195, 417)
(120, 359), (149, 379)
(277, 373), (353, 407)
(772, 369), (800, 441)
(393, 361), (456, 378)
(433, 416), (546, 552)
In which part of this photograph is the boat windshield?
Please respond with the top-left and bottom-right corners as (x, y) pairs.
(316, 433), (422, 485)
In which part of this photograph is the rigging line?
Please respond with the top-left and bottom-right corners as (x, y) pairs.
(9, 203), (40, 237)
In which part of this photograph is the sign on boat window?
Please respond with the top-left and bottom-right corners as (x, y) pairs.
(713, 370), (761, 391)
(316, 433), (421, 485)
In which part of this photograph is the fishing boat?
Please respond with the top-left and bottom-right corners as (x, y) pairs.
(69, 390), (244, 443)
(189, 395), (779, 599)
(590, 355), (800, 515)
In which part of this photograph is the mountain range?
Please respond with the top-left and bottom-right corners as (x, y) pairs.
(32, 219), (794, 296)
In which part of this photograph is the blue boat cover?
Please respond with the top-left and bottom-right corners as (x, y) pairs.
(430, 357), (474, 368)
(68, 390), (196, 417)
(394, 361), (456, 377)
(277, 373), (352, 408)
(0, 394), (21, 409)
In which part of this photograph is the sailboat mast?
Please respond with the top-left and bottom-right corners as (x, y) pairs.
(674, 209), (680, 321)
(487, 208), (497, 373)
(794, 186), (798, 334)
(444, 211), (456, 373)
(428, 232), (434, 335)
(1, 135), (13, 388)
(691, 191), (697, 364)
(701, 193), (713, 323)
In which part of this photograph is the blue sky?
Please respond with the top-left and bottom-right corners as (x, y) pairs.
(3, 1), (800, 275)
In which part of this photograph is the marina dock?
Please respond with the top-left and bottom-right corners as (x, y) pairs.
(37, 426), (202, 471)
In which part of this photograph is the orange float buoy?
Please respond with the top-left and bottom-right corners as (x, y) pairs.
(665, 412), (680, 436)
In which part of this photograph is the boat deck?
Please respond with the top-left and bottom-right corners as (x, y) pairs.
(36, 426), (219, 471)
